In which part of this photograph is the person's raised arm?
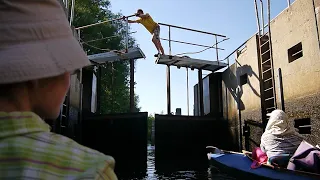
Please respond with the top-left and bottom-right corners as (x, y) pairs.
(128, 20), (137, 23)
(122, 16), (139, 23)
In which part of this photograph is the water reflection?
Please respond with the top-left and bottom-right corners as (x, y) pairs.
(118, 145), (235, 180)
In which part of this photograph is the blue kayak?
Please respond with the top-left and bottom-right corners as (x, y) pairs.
(208, 152), (320, 180)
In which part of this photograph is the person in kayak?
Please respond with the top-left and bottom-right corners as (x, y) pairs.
(125, 9), (165, 57)
(260, 110), (303, 165)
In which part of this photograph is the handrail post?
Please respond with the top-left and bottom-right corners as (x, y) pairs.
(77, 29), (81, 42)
(260, 0), (264, 35)
(166, 26), (172, 115)
(167, 65), (171, 115)
(227, 57), (230, 67)
(215, 35), (219, 65)
(125, 17), (129, 52)
(254, 0), (262, 37)
(169, 26), (172, 55)
(186, 68), (189, 116)
(70, 0), (75, 26)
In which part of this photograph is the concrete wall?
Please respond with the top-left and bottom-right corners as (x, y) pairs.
(222, 63), (241, 150)
(222, 0), (320, 149)
(272, 0), (320, 101)
(235, 35), (262, 122)
(222, 35), (263, 150)
(271, 0), (320, 145)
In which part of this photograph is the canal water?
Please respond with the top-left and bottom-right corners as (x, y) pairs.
(117, 145), (236, 180)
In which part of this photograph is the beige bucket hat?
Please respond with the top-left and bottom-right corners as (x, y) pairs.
(0, 0), (91, 84)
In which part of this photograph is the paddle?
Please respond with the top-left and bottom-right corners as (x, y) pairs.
(206, 146), (246, 155)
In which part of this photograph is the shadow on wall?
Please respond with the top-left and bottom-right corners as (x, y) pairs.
(223, 66), (245, 111)
(236, 63), (260, 99)
(223, 62), (260, 111)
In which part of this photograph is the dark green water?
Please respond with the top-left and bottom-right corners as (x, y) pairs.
(118, 145), (236, 180)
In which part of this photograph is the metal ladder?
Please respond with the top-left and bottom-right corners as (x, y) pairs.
(254, 0), (277, 127)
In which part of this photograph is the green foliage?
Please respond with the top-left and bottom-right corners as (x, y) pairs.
(73, 0), (140, 113)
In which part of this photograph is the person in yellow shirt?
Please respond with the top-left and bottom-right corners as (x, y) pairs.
(125, 9), (165, 56)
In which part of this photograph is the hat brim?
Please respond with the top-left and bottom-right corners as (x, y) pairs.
(0, 36), (91, 84)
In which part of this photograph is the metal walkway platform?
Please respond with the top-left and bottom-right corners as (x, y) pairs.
(88, 47), (146, 64)
(155, 54), (227, 72)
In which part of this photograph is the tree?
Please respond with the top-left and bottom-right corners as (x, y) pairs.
(73, 0), (141, 114)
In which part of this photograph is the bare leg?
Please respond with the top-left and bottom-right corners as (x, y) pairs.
(156, 39), (165, 55)
(152, 38), (160, 54)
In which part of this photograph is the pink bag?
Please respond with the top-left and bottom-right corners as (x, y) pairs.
(251, 147), (268, 169)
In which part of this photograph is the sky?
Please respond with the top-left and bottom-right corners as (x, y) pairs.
(109, 0), (294, 115)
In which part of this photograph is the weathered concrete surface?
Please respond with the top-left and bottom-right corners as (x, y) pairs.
(221, 35), (262, 150)
(272, 0), (320, 102)
(222, 63), (241, 150)
(222, 63), (238, 123)
(285, 92), (320, 145)
(235, 36), (261, 113)
(314, 0), (320, 44)
(242, 92), (320, 148)
(221, 0), (320, 149)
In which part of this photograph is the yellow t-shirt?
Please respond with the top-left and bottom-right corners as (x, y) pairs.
(136, 13), (158, 34)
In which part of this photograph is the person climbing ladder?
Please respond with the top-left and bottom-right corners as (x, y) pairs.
(124, 9), (165, 56)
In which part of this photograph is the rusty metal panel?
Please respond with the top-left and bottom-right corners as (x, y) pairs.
(155, 115), (237, 171)
(82, 112), (148, 175)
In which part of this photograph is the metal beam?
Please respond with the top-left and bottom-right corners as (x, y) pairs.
(198, 69), (204, 116)
(75, 14), (135, 30)
(278, 68), (285, 111)
(186, 68), (190, 116)
(160, 38), (225, 50)
(159, 23), (227, 37)
(167, 65), (171, 115)
(130, 59), (135, 112)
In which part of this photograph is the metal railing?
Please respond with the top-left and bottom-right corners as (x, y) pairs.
(157, 23), (229, 115)
(75, 14), (135, 52)
(158, 22), (228, 64)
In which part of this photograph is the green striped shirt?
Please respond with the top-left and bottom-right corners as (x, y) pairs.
(0, 111), (117, 179)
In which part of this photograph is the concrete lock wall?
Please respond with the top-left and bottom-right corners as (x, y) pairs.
(221, 35), (263, 151)
(234, 35), (262, 121)
(222, 63), (241, 150)
(271, 0), (320, 145)
(222, 0), (320, 148)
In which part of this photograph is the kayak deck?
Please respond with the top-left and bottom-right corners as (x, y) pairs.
(208, 153), (319, 180)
